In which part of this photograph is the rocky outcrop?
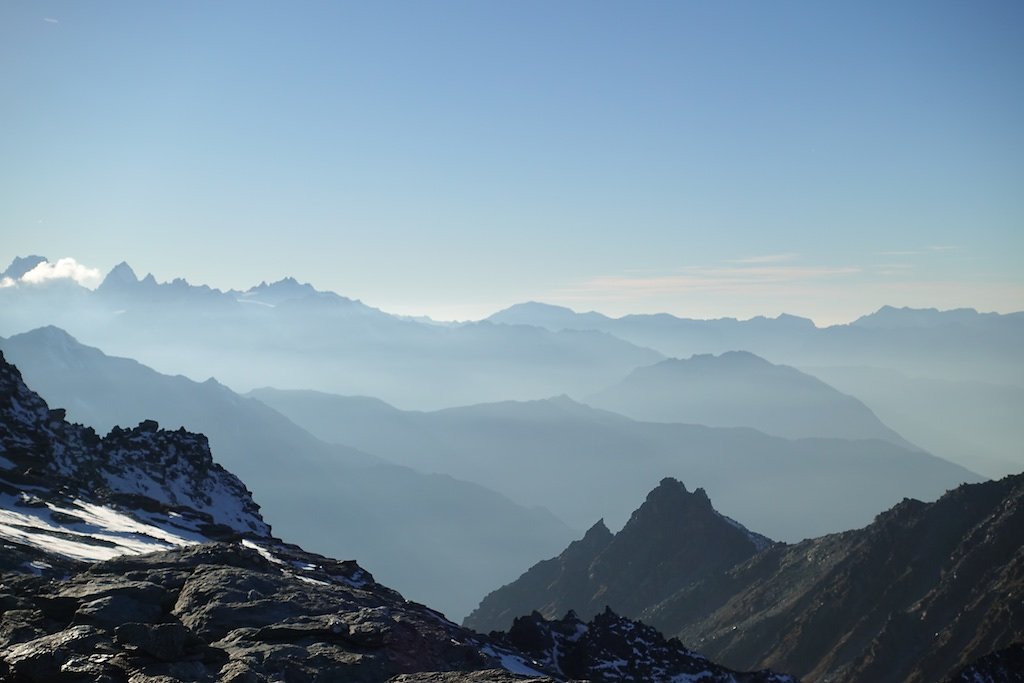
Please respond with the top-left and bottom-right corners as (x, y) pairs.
(0, 540), (801, 682)
(0, 542), (495, 682)
(0, 348), (268, 538)
(645, 474), (1024, 683)
(493, 609), (797, 683)
(465, 477), (769, 632)
(469, 472), (1024, 683)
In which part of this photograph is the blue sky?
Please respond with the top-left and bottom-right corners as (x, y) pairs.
(2, 1), (1022, 323)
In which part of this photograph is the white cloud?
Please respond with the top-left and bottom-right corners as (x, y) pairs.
(20, 257), (102, 288)
(0, 277), (15, 289)
(43, 17), (59, 23)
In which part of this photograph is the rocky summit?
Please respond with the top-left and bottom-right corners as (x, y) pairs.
(468, 472), (1024, 683)
(0, 351), (799, 682)
(465, 477), (771, 633)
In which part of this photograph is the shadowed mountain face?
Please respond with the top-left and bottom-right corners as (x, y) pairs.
(464, 478), (769, 632)
(469, 475), (1024, 683)
(0, 327), (574, 622)
(250, 386), (980, 542)
(585, 352), (912, 445)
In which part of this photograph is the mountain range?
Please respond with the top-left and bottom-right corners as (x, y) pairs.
(249, 383), (977, 541)
(488, 301), (1024, 477)
(584, 351), (911, 444)
(0, 259), (661, 409)
(3, 256), (1020, 479)
(0, 349), (797, 682)
(0, 327), (574, 622)
(467, 476), (1024, 683)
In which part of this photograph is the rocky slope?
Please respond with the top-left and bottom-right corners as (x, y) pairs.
(465, 478), (771, 632)
(0, 349), (268, 547)
(0, 542), (797, 683)
(492, 609), (794, 683)
(470, 476), (1024, 683)
(0, 351), (797, 682)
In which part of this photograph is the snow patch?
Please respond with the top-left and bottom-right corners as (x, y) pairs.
(0, 492), (204, 562)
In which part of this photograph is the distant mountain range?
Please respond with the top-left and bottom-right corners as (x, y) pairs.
(3, 255), (1020, 476)
(806, 365), (1024, 478)
(0, 259), (661, 409)
(487, 301), (1024, 386)
(0, 327), (574, 622)
(0, 350), (795, 682)
(467, 475), (1024, 683)
(585, 351), (912, 445)
(488, 301), (1024, 476)
(250, 383), (978, 542)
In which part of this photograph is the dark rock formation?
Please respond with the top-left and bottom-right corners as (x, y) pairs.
(0, 542), (504, 682)
(646, 474), (1024, 683)
(944, 643), (1024, 683)
(493, 609), (796, 683)
(0, 349), (268, 539)
(465, 477), (769, 632)
(470, 473), (1024, 683)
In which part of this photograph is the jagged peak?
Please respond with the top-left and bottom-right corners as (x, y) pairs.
(1, 255), (48, 281)
(583, 518), (612, 541)
(99, 261), (139, 289)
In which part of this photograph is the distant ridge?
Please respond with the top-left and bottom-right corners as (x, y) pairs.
(586, 351), (914, 445)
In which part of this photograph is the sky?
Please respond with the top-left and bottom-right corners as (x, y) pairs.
(2, 1), (1022, 324)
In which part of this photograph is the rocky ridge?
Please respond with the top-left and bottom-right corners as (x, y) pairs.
(0, 349), (268, 546)
(465, 477), (770, 632)
(469, 474), (1024, 683)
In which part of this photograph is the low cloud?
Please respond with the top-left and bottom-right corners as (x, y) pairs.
(20, 257), (102, 288)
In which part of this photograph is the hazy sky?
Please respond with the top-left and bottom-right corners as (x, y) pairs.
(2, 1), (1022, 323)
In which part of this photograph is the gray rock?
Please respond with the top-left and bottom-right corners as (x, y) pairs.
(75, 593), (163, 627)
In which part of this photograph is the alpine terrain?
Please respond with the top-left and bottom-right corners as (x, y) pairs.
(0, 350), (798, 682)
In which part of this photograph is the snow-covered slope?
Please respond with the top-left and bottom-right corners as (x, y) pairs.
(0, 348), (270, 566)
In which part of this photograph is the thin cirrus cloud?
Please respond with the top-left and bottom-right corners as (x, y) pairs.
(877, 245), (960, 257)
(724, 253), (800, 264)
(556, 263), (862, 301)
(42, 17), (59, 24)
(19, 258), (102, 288)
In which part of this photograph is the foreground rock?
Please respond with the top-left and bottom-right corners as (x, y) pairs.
(0, 541), (799, 682)
(0, 541), (495, 681)
(492, 609), (795, 683)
